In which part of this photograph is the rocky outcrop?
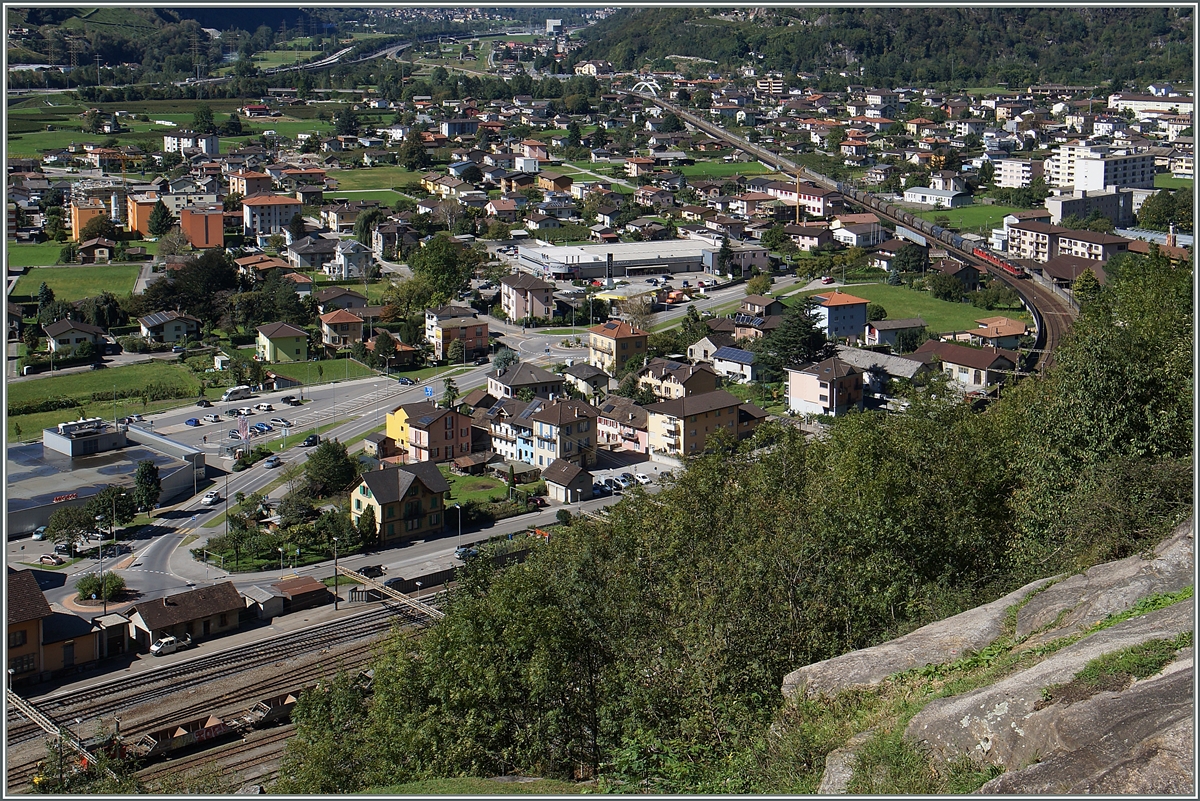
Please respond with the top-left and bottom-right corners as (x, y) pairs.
(780, 576), (1058, 700)
(781, 519), (1195, 795)
(904, 602), (1192, 768)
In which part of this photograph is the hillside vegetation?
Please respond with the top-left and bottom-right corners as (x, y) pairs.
(574, 7), (1193, 88)
(261, 248), (1191, 794)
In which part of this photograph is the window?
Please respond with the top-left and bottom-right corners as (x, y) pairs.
(406, 518), (420, 531)
(386, 506), (395, 519)
(9, 630), (27, 649)
(219, 613), (228, 627)
(429, 512), (440, 526)
(354, 499), (362, 511)
(9, 654), (35, 674)
(387, 523), (394, 535)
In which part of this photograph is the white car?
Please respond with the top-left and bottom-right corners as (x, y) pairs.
(635, 473), (652, 485)
(255, 403), (273, 412)
(268, 417), (293, 427)
(201, 491), (221, 506)
(202, 413), (221, 423)
(237, 407), (255, 416)
(149, 634), (191, 656)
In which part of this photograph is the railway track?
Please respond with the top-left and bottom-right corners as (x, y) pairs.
(6, 598), (436, 792)
(630, 92), (1076, 369)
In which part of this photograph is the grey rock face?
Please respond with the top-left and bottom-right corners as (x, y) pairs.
(781, 576), (1058, 700)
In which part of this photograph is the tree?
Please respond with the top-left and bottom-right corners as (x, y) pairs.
(274, 670), (370, 794)
(79, 215), (117, 243)
(147, 200), (175, 237)
(36, 281), (54, 314)
(399, 128), (431, 171)
(408, 236), (479, 299)
(356, 504), (378, 549)
(374, 331), (397, 369)
(192, 104), (216, 134)
(334, 107), (359, 137)
(46, 506), (96, 544)
(156, 228), (189, 257)
(57, 242), (78, 264)
(895, 242), (929, 275)
(446, 338), (465, 364)
(620, 295), (654, 334)
(22, 325), (39, 354)
(353, 207), (386, 246)
(755, 299), (834, 378)
(493, 347), (520, 371)
(288, 213), (308, 242)
(132, 459), (162, 511)
(86, 486), (138, 535)
(75, 572), (125, 603)
(442, 377), (459, 409)
(1072, 267), (1103, 307)
(716, 235), (734, 276)
(303, 439), (359, 496)
(866, 303), (888, 322)
(928, 273), (965, 302)
(746, 274), (772, 296)
(1136, 189), (1174, 231)
(223, 192), (244, 212)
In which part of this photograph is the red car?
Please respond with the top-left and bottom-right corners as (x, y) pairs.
(821, 276), (835, 284)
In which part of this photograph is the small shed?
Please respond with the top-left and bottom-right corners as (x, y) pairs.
(242, 584), (286, 620)
(271, 576), (333, 613)
(360, 430), (387, 458)
(125, 581), (243, 652)
(491, 459), (540, 483)
(451, 449), (500, 476)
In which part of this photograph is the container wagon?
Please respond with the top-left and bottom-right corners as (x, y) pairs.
(236, 690), (307, 730)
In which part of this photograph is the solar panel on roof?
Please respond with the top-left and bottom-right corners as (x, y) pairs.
(711, 346), (755, 364)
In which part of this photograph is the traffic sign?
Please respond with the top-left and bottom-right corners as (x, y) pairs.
(424, 386), (433, 397)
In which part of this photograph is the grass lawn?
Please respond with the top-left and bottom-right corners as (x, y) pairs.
(439, 465), (509, 505)
(12, 264), (142, 301)
(724, 381), (789, 414)
(250, 49), (323, 68)
(326, 188), (407, 204)
(331, 165), (420, 191)
(1154, 173), (1194, 190)
(788, 283), (1030, 334)
(911, 203), (1026, 234)
(368, 777), (587, 795)
(6, 243), (67, 269)
(269, 358), (379, 385)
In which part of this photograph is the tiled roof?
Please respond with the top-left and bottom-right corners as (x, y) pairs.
(813, 291), (870, 307)
(911, 340), (1019, 371)
(257, 321), (308, 339)
(128, 582), (243, 631)
(644, 389), (745, 418)
(319, 309), (363, 325)
(7, 568), (51, 625)
(541, 458), (589, 486)
(589, 320), (648, 339)
(357, 462), (450, 505)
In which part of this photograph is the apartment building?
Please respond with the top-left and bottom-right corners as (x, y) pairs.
(645, 390), (766, 456)
(350, 463), (449, 546)
(995, 158), (1044, 189)
(587, 320), (649, 373)
(386, 401), (473, 464)
(242, 194), (303, 236)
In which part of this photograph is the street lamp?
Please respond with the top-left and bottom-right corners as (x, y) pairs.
(278, 547), (284, 573)
(332, 536), (339, 611)
(455, 503), (462, 548)
(415, 580), (422, 604)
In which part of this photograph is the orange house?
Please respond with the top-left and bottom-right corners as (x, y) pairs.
(179, 206), (226, 249)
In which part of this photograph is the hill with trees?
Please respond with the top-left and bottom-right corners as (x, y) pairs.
(573, 6), (1193, 89)
(264, 248), (1191, 794)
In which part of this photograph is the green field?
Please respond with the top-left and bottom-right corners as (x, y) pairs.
(677, 160), (772, 179)
(252, 49), (323, 68)
(911, 203), (1027, 233)
(328, 189), (408, 204)
(789, 283), (1031, 334)
(267, 358), (379, 385)
(6, 243), (67, 269)
(1154, 173), (1194, 190)
(331, 165), (419, 191)
(440, 465), (510, 505)
(12, 264), (142, 301)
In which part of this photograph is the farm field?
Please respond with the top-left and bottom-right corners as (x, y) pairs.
(911, 203), (1027, 233)
(789, 283), (1032, 335)
(12, 264), (142, 301)
(677, 161), (772, 179)
(265, 358), (378, 385)
(6, 243), (66, 269)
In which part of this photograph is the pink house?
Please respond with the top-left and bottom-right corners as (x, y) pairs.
(595, 394), (649, 453)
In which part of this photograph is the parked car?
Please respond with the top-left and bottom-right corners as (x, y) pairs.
(54, 543), (72, 556)
(269, 417), (293, 428)
(280, 395), (301, 406)
(821, 276), (835, 284)
(185, 418), (201, 427)
(227, 430), (243, 440)
(150, 634), (191, 656)
(473, 356), (489, 365)
(128, 414), (144, 422)
(262, 455), (282, 469)
(454, 546), (479, 560)
(202, 413), (221, 423)
(301, 434), (320, 447)
(39, 554), (65, 566)
(236, 407), (255, 416)
(256, 403), (273, 412)
(682, 280), (690, 287)
(171, 345), (186, 353)
(196, 399), (212, 408)
(603, 477), (622, 493)
(396, 376), (416, 385)
(252, 422), (273, 433)
(592, 483), (605, 497)
(32, 526), (47, 541)
(357, 565), (386, 579)
(635, 472), (652, 485)
(202, 491), (221, 505)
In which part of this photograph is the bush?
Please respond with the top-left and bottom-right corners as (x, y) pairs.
(75, 572), (125, 602)
(9, 396), (80, 416)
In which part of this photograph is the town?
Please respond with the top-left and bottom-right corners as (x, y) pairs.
(4, 5), (1194, 796)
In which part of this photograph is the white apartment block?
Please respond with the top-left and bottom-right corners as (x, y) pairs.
(1045, 143), (1155, 191)
(995, 158), (1043, 189)
(163, 130), (220, 155)
(241, 195), (303, 236)
(1107, 93), (1194, 116)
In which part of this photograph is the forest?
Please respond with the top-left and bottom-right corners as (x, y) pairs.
(259, 248), (1192, 794)
(573, 7), (1193, 89)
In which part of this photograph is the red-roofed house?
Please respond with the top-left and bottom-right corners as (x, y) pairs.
(811, 290), (870, 340)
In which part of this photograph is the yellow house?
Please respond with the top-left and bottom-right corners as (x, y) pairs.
(645, 389), (767, 457)
(7, 570), (50, 685)
(587, 320), (649, 373)
(256, 322), (309, 363)
(350, 462), (451, 546)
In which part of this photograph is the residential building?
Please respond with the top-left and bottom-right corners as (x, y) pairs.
(995, 158), (1044, 189)
(710, 346), (758, 383)
(330, 240), (372, 280)
(910, 340), (1019, 392)
(687, 333), (736, 364)
(70, 197), (107, 242)
(7, 569), (51, 684)
(786, 357), (865, 417)
(318, 309), (364, 351)
(314, 287), (368, 313)
(595, 394), (650, 453)
(228, 170), (273, 197)
(931, 258), (981, 292)
(811, 290), (870, 341)
(635, 357), (720, 400)
(138, 311), (201, 343)
(500, 273), (556, 321)
(42, 319), (106, 354)
(386, 401), (473, 464)
(430, 315), (488, 362)
(178, 205), (226, 249)
(163, 130), (219, 155)
(1046, 142), (1155, 190)
(834, 345), (933, 398)
(242, 194), (303, 237)
(646, 390), (767, 456)
(487, 363), (564, 400)
(287, 235), (338, 271)
(902, 186), (973, 208)
(588, 320), (649, 374)
(1008, 221), (1131, 263)
(125, 582), (243, 652)
(561, 362), (610, 400)
(541, 459), (593, 504)
(530, 398), (599, 469)
(863, 317), (927, 351)
(350, 462), (450, 546)
(256, 322), (309, 363)
(1045, 189), (1134, 227)
(966, 316), (1028, 349)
